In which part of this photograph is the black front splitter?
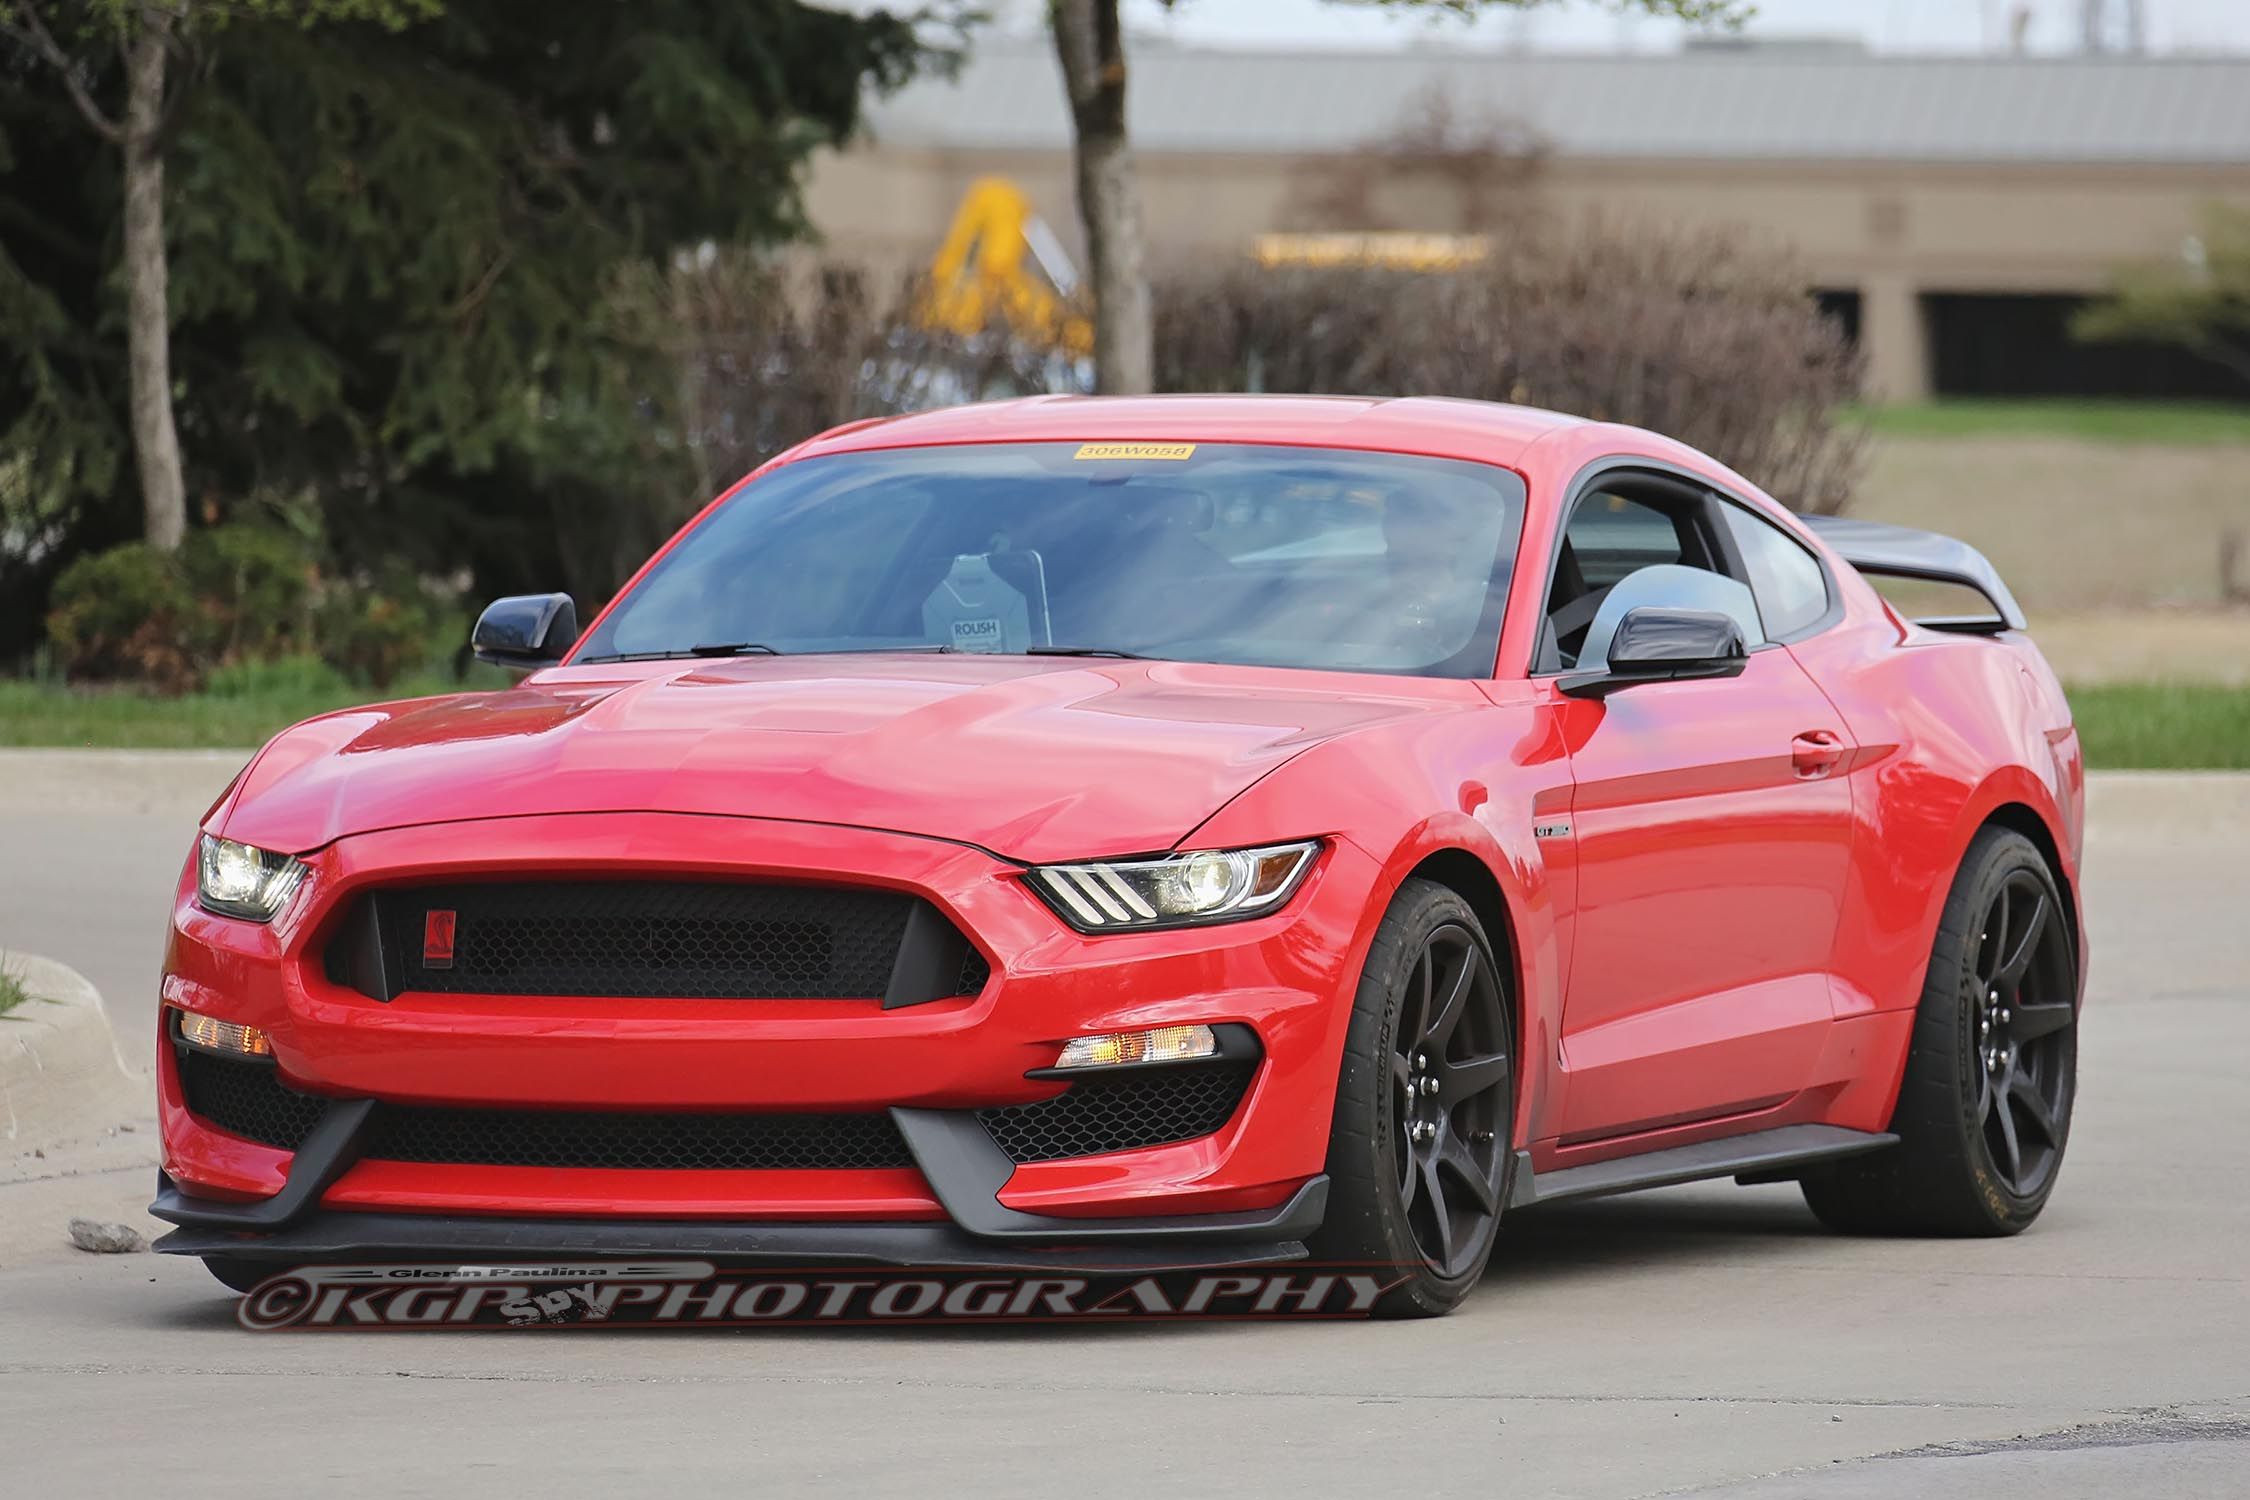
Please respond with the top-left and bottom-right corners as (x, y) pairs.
(150, 1177), (1324, 1274)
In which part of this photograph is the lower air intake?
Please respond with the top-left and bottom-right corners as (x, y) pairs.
(977, 1064), (1255, 1164)
(177, 1052), (1254, 1172)
(177, 1050), (911, 1170)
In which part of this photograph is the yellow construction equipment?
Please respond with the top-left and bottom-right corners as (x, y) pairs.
(920, 177), (1093, 356)
(919, 182), (1489, 356)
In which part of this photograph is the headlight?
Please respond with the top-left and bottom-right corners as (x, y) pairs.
(1026, 840), (1319, 932)
(196, 834), (307, 921)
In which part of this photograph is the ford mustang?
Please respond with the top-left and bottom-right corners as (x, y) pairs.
(152, 396), (2085, 1316)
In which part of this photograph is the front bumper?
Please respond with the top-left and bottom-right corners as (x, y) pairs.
(155, 812), (1372, 1265)
(152, 1107), (1330, 1271)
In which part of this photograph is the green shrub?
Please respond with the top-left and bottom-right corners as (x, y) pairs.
(0, 954), (34, 1017)
(44, 542), (215, 692)
(184, 524), (319, 661)
(45, 522), (453, 693)
(316, 579), (445, 690)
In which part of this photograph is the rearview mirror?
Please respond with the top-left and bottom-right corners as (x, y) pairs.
(472, 593), (579, 669)
(1560, 607), (1747, 699)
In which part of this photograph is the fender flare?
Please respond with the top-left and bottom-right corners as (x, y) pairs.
(1347, 811), (1562, 1149)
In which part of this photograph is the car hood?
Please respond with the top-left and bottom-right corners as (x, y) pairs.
(216, 655), (1481, 864)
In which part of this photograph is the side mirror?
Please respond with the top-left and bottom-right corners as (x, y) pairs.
(472, 593), (579, 669)
(1560, 607), (1747, 699)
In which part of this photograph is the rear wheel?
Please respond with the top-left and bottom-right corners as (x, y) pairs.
(1313, 879), (1515, 1317)
(1802, 828), (2078, 1235)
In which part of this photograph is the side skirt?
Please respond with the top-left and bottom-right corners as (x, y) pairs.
(1508, 1124), (1897, 1209)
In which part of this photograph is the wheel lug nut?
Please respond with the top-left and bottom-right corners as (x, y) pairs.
(2000, 1009), (2010, 1024)
(1421, 1076), (1441, 1097)
(1415, 1053), (1429, 1069)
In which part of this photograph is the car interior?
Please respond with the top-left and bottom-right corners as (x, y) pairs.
(1538, 479), (1769, 672)
(599, 452), (1526, 676)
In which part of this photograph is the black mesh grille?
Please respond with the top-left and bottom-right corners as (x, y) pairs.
(178, 1050), (912, 1170)
(978, 1064), (1255, 1164)
(362, 1105), (913, 1171)
(177, 1051), (1249, 1175)
(956, 947), (992, 996)
(176, 1049), (326, 1151)
(333, 881), (986, 1001)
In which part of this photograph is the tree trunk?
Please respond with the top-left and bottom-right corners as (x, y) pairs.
(1051, 0), (1153, 395)
(122, 11), (188, 552)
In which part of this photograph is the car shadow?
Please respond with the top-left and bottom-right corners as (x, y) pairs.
(1487, 1184), (1840, 1288)
(143, 1187), (1851, 1339)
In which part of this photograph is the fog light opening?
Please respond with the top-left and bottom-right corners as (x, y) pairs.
(175, 1009), (274, 1059)
(1053, 1024), (1219, 1071)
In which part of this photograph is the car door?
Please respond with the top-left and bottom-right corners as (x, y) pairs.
(1540, 477), (1858, 1144)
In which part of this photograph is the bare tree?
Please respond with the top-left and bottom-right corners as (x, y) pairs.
(1278, 89), (1548, 233)
(1042, 0), (1748, 396)
(5, 1), (190, 550)
(3, 0), (432, 551)
(2075, 204), (2250, 386)
(1049, 0), (1152, 395)
(1153, 220), (1867, 513)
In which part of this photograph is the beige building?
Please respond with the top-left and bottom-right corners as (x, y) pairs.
(806, 40), (2250, 403)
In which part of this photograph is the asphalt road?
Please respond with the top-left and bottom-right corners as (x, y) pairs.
(1, 753), (2245, 1499)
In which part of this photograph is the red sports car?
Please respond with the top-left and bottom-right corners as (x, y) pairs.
(153, 396), (2084, 1315)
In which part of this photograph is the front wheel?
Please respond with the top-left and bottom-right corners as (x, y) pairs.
(1801, 827), (2079, 1235)
(1312, 879), (1516, 1317)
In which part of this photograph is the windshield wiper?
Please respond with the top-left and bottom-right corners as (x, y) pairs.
(579, 643), (968, 664)
(1024, 645), (1150, 659)
(576, 643), (780, 663)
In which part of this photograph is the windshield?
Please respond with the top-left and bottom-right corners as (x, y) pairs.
(576, 442), (1527, 678)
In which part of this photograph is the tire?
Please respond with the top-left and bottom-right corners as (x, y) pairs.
(1802, 827), (2078, 1236)
(1312, 878), (1516, 1317)
(202, 1256), (275, 1294)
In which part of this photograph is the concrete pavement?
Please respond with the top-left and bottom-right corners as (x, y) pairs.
(0, 752), (2243, 1497)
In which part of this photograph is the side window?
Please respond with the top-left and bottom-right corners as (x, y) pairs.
(1544, 492), (1684, 669)
(1719, 504), (1831, 640)
(1545, 487), (1760, 669)
(1563, 492), (1684, 586)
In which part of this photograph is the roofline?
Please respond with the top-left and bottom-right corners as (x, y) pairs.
(959, 35), (2250, 66)
(790, 394), (1588, 471)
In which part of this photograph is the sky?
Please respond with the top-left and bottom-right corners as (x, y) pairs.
(966, 0), (2250, 54)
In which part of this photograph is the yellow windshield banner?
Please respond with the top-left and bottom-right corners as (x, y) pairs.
(1074, 442), (1196, 461)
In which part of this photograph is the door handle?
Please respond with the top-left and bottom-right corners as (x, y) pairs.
(1791, 730), (1846, 777)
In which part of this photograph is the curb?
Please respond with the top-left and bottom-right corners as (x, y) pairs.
(2083, 771), (2250, 847)
(1, 951), (146, 1151)
(0, 747), (248, 818)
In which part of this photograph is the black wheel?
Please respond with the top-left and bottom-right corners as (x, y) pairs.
(1802, 828), (2078, 1235)
(201, 1256), (273, 1294)
(1313, 878), (1515, 1317)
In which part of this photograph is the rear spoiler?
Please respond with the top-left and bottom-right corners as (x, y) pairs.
(1799, 515), (2027, 635)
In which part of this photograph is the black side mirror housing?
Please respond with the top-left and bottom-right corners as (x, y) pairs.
(472, 593), (579, 669)
(1560, 607), (1748, 699)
